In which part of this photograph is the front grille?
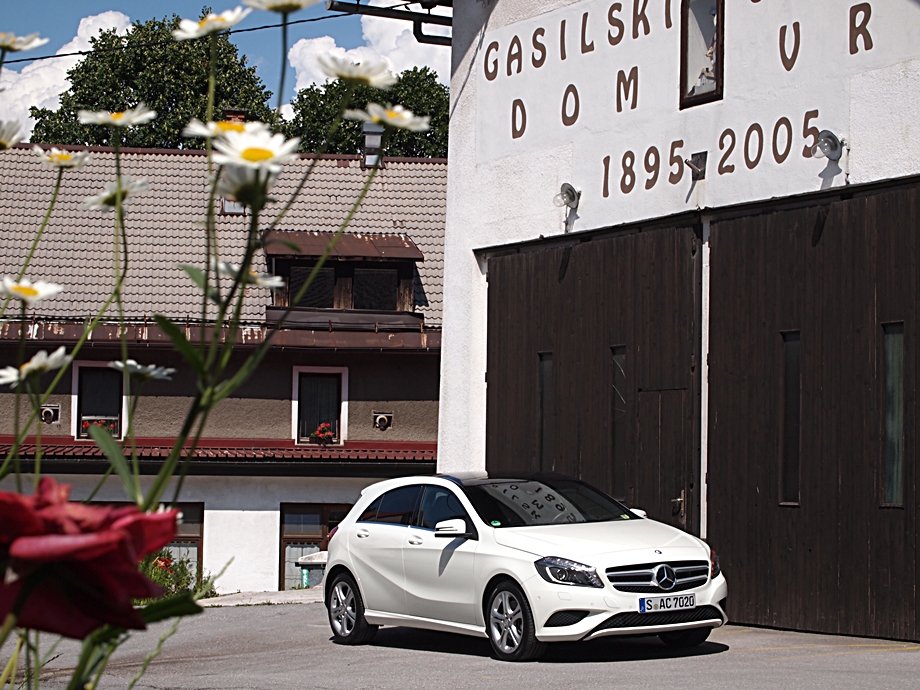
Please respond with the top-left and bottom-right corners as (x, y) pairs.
(606, 560), (709, 593)
(591, 605), (723, 632)
(545, 610), (589, 627)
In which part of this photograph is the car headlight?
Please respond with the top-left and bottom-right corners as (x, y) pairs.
(710, 547), (721, 579)
(534, 556), (604, 588)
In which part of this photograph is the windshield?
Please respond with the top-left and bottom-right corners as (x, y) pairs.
(461, 477), (635, 528)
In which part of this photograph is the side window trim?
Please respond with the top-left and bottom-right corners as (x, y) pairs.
(367, 485), (424, 527)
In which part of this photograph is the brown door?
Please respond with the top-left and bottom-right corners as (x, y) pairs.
(636, 390), (689, 530)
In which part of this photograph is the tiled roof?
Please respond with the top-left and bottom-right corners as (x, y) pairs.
(0, 147), (446, 326)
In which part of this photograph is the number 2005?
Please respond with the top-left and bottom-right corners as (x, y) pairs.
(602, 110), (824, 197)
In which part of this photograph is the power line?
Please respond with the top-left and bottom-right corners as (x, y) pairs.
(3, 13), (351, 66)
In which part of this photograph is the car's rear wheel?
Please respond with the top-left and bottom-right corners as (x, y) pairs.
(486, 581), (545, 661)
(659, 626), (712, 648)
(328, 572), (377, 645)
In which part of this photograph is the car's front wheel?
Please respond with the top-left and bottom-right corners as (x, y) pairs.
(486, 581), (545, 661)
(659, 626), (712, 648)
(328, 572), (377, 645)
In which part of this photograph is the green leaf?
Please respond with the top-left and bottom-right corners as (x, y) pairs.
(179, 264), (221, 303)
(88, 425), (140, 505)
(139, 591), (203, 624)
(153, 314), (205, 375)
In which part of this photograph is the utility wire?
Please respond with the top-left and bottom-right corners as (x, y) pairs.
(3, 13), (350, 66)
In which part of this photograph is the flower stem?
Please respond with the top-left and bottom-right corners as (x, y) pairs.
(0, 635), (22, 688)
(12, 302), (26, 492)
(276, 13), (289, 117)
(0, 612), (17, 650)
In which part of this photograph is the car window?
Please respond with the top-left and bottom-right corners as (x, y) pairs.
(462, 478), (634, 528)
(375, 485), (423, 526)
(357, 495), (382, 523)
(417, 486), (469, 530)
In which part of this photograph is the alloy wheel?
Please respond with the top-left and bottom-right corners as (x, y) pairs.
(330, 581), (357, 637)
(489, 590), (524, 653)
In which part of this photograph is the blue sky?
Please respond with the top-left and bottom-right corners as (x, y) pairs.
(1, 1), (450, 132)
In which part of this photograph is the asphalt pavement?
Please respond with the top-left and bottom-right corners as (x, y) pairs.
(20, 601), (920, 689)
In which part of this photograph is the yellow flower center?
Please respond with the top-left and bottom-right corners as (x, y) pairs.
(198, 16), (220, 28)
(385, 110), (401, 120)
(241, 147), (275, 162)
(49, 153), (73, 164)
(11, 285), (39, 298)
(111, 112), (125, 120)
(216, 121), (246, 133)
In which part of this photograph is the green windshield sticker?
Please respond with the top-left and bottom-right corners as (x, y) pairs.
(490, 520), (501, 526)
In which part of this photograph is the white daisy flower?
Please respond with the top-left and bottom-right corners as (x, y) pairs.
(0, 120), (24, 150)
(0, 277), (63, 304)
(243, 0), (321, 14)
(345, 103), (430, 132)
(32, 145), (91, 169)
(212, 129), (300, 173)
(182, 118), (269, 139)
(173, 6), (252, 40)
(214, 260), (285, 289)
(316, 55), (396, 89)
(78, 103), (156, 128)
(0, 32), (49, 52)
(82, 177), (150, 211)
(0, 347), (72, 387)
(215, 165), (278, 205)
(109, 359), (176, 381)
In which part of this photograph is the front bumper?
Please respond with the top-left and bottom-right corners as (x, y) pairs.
(526, 572), (728, 642)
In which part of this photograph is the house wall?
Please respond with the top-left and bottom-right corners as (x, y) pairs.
(0, 347), (440, 442)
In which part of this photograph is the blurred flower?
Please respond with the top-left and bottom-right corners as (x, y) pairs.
(82, 177), (149, 210)
(215, 165), (277, 206)
(109, 359), (176, 381)
(0, 32), (49, 52)
(0, 277), (63, 304)
(212, 128), (300, 173)
(243, 0), (321, 13)
(78, 104), (156, 128)
(214, 260), (284, 289)
(172, 6), (251, 40)
(345, 103), (430, 132)
(182, 118), (269, 139)
(316, 55), (396, 89)
(0, 477), (179, 639)
(0, 120), (24, 150)
(32, 145), (91, 169)
(0, 347), (72, 387)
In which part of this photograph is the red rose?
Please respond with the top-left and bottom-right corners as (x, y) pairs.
(0, 478), (178, 639)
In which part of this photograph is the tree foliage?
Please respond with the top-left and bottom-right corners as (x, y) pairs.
(30, 10), (275, 148)
(284, 66), (449, 158)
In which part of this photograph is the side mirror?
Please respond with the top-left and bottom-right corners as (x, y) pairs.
(434, 518), (475, 539)
(630, 508), (648, 518)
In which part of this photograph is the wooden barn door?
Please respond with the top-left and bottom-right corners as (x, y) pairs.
(637, 390), (689, 530)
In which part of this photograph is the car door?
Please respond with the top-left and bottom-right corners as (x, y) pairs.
(402, 485), (479, 625)
(349, 485), (422, 615)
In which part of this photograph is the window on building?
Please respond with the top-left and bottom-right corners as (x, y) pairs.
(280, 503), (351, 590)
(780, 332), (801, 505)
(539, 352), (555, 471)
(354, 269), (399, 311)
(611, 346), (628, 502)
(75, 365), (123, 438)
(166, 503), (204, 582)
(681, 0), (724, 109)
(290, 266), (335, 308)
(882, 323), (905, 506)
(270, 259), (416, 312)
(293, 367), (347, 443)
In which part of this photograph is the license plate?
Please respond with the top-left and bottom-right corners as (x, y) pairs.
(639, 593), (695, 613)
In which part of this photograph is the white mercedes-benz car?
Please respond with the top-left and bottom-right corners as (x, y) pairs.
(324, 473), (727, 661)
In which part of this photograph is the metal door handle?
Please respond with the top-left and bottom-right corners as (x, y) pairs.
(408, 537), (423, 545)
(671, 490), (686, 519)
(356, 529), (370, 538)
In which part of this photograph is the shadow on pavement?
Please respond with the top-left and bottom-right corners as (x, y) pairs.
(368, 627), (728, 663)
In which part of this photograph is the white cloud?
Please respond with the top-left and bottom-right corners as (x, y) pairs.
(287, 1), (450, 92)
(0, 12), (132, 136)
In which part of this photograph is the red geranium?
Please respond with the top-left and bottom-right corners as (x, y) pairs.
(0, 477), (178, 639)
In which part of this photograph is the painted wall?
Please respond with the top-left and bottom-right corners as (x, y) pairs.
(439, 0), (920, 473)
(0, 473), (379, 593)
(0, 347), (440, 442)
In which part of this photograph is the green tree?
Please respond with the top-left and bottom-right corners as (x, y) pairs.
(285, 66), (448, 158)
(30, 10), (275, 148)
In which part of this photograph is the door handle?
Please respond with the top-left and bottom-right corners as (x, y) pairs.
(408, 536), (423, 545)
(671, 490), (686, 519)
(356, 529), (370, 538)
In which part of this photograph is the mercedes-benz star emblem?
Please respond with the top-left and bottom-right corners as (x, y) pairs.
(653, 564), (677, 591)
